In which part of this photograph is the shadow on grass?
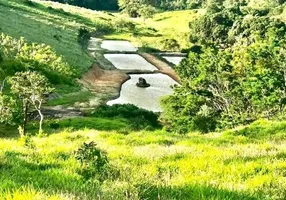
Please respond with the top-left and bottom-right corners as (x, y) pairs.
(225, 120), (286, 141)
(0, 151), (100, 198)
(0, 124), (19, 138)
(27, 117), (131, 134)
(136, 183), (260, 200)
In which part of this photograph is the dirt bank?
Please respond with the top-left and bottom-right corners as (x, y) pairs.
(79, 63), (129, 99)
(139, 53), (181, 83)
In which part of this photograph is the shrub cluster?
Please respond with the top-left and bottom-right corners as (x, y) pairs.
(91, 104), (161, 130)
(75, 141), (119, 181)
(77, 27), (91, 48)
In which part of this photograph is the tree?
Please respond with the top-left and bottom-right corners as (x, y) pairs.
(118, 0), (156, 18)
(0, 93), (17, 126)
(8, 71), (54, 135)
(161, 35), (286, 133)
(139, 5), (156, 19)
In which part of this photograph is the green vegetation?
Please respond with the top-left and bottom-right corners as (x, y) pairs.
(0, 0), (285, 199)
(0, 120), (286, 199)
(0, 0), (93, 73)
(161, 1), (286, 133)
(49, 0), (119, 10)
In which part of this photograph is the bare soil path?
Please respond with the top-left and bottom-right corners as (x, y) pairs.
(139, 53), (181, 83)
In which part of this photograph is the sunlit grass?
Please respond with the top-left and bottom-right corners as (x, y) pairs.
(0, 120), (285, 199)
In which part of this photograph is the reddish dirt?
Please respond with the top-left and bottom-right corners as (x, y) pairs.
(79, 63), (129, 94)
(140, 53), (181, 83)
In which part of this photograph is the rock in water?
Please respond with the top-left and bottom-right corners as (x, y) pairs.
(136, 77), (150, 88)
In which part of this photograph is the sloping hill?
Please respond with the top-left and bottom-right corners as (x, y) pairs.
(0, 0), (100, 72)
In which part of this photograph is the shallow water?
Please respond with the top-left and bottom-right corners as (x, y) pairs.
(101, 40), (137, 52)
(104, 54), (157, 71)
(107, 74), (178, 112)
(163, 56), (185, 65)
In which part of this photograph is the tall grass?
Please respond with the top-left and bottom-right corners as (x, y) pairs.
(0, 120), (285, 199)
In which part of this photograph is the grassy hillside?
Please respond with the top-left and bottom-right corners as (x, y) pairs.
(0, 0), (196, 67)
(106, 10), (202, 51)
(0, 0), (96, 73)
(0, 120), (285, 199)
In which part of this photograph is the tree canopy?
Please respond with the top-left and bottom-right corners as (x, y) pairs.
(161, 2), (286, 133)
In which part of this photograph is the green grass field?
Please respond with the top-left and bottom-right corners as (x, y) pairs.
(0, 119), (285, 200)
(0, 0), (195, 71)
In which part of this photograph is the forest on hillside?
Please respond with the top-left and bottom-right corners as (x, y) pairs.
(48, 0), (286, 11)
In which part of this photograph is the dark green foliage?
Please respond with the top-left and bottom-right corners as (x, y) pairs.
(75, 141), (109, 180)
(77, 27), (91, 49)
(189, 6), (243, 45)
(23, 0), (36, 7)
(118, 0), (157, 18)
(161, 38), (180, 51)
(91, 104), (161, 130)
(93, 22), (114, 36)
(161, 3), (286, 133)
(49, 122), (60, 130)
(49, 0), (119, 10)
(75, 142), (108, 170)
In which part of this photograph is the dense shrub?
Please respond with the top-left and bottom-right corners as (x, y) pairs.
(23, 0), (36, 7)
(162, 35), (286, 133)
(161, 38), (180, 51)
(75, 141), (109, 180)
(93, 21), (114, 36)
(91, 104), (161, 130)
(0, 33), (75, 84)
(113, 18), (136, 32)
(77, 27), (91, 48)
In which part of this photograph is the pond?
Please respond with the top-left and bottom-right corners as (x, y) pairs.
(163, 56), (185, 65)
(104, 54), (157, 71)
(107, 73), (178, 112)
(101, 40), (137, 52)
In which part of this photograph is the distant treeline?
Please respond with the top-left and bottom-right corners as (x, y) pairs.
(46, 0), (204, 11)
(48, 0), (119, 10)
(46, 0), (286, 12)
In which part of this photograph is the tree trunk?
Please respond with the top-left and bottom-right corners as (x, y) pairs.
(22, 99), (28, 136)
(37, 109), (44, 134)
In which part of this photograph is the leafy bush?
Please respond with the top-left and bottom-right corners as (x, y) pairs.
(75, 141), (109, 180)
(0, 33), (75, 84)
(77, 27), (91, 48)
(162, 34), (286, 133)
(113, 18), (136, 32)
(94, 21), (115, 36)
(161, 38), (180, 51)
(91, 104), (161, 130)
(23, 0), (36, 7)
